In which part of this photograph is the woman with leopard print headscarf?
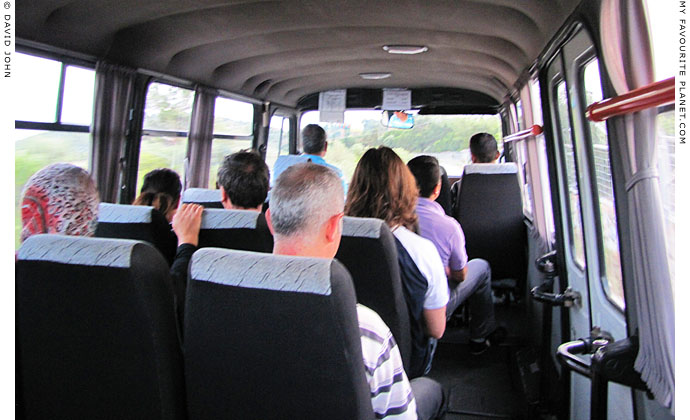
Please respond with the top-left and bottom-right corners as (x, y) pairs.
(20, 163), (100, 242)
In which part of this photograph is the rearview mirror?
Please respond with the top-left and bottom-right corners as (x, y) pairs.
(382, 111), (415, 129)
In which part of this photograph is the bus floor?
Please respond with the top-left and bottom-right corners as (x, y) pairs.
(429, 300), (544, 420)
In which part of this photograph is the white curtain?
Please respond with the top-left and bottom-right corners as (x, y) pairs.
(90, 62), (136, 203)
(600, 0), (674, 412)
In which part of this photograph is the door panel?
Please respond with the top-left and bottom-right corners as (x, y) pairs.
(546, 27), (633, 420)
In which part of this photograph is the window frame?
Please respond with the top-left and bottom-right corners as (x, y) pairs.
(14, 48), (95, 134)
(576, 55), (626, 311)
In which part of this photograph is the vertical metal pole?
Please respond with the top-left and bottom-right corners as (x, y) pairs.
(590, 369), (608, 420)
(55, 63), (67, 123)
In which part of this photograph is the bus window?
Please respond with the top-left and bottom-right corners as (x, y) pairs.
(530, 79), (556, 243)
(61, 66), (96, 126)
(582, 59), (624, 308)
(14, 52), (95, 248)
(266, 115), (291, 170)
(138, 82), (194, 190)
(207, 96), (254, 188)
(555, 80), (586, 270)
(300, 110), (501, 181)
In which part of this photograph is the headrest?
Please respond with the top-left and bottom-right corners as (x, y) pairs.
(191, 248), (332, 295)
(17, 234), (138, 268)
(98, 203), (152, 223)
(342, 216), (384, 239)
(200, 209), (261, 229)
(182, 188), (222, 203)
(463, 162), (518, 175)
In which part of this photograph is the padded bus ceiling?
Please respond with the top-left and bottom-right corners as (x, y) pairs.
(18, 0), (580, 109)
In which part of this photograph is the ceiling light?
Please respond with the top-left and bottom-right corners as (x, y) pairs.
(359, 72), (392, 80)
(383, 45), (429, 55)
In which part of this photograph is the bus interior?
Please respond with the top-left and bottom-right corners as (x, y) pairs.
(14, 0), (676, 419)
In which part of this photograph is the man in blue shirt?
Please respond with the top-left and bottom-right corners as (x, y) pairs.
(271, 124), (347, 195)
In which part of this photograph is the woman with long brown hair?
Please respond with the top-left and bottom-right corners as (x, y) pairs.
(345, 146), (448, 379)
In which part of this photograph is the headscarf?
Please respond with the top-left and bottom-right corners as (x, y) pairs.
(20, 163), (100, 242)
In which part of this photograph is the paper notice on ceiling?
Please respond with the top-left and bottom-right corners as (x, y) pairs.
(319, 90), (346, 123)
(382, 88), (411, 110)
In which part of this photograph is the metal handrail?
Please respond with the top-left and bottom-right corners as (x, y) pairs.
(586, 77), (675, 122)
(503, 124), (543, 143)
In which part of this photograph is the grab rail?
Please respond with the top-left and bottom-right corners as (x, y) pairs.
(503, 124), (543, 143)
(586, 77), (675, 122)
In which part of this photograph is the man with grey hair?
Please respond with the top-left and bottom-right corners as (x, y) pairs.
(270, 124), (347, 195)
(265, 162), (445, 420)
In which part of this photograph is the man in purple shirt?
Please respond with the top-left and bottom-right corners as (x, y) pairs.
(408, 155), (503, 355)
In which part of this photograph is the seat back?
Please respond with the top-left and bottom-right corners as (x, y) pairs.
(435, 165), (453, 216)
(16, 234), (185, 420)
(95, 203), (178, 265)
(452, 163), (526, 286)
(198, 208), (273, 252)
(184, 248), (373, 419)
(181, 188), (223, 208)
(336, 216), (411, 372)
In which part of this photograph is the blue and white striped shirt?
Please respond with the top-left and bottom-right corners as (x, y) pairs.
(358, 304), (417, 419)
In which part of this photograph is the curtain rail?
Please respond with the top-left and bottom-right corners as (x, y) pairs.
(586, 77), (675, 122)
(503, 124), (543, 143)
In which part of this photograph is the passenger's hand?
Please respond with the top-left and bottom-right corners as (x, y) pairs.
(172, 203), (203, 247)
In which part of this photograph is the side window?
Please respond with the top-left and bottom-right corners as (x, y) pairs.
(530, 79), (556, 243)
(512, 138), (533, 219)
(208, 97), (254, 188)
(15, 52), (96, 248)
(582, 59), (624, 308)
(139, 82), (194, 190)
(555, 80), (586, 270)
(266, 115), (291, 171)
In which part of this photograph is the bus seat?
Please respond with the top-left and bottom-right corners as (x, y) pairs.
(198, 208), (273, 252)
(451, 163), (527, 295)
(184, 248), (374, 419)
(181, 188), (223, 208)
(435, 165), (453, 216)
(336, 216), (412, 373)
(16, 234), (185, 420)
(95, 203), (178, 265)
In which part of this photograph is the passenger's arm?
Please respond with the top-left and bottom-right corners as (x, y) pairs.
(172, 203), (203, 246)
(423, 307), (446, 339)
(449, 266), (468, 283)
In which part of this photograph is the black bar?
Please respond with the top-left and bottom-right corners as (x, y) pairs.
(15, 121), (90, 133)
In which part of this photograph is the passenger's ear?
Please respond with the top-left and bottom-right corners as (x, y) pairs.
(219, 186), (232, 208)
(265, 208), (275, 235)
(495, 151), (501, 161)
(324, 212), (343, 243)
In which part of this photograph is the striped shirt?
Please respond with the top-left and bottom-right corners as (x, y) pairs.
(358, 304), (418, 419)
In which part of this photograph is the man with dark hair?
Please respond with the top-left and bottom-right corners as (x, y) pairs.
(408, 155), (504, 355)
(271, 124), (347, 195)
(469, 132), (500, 163)
(217, 150), (270, 212)
(266, 162), (445, 420)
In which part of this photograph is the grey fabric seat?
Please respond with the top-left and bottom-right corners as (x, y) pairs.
(95, 203), (178, 265)
(184, 248), (374, 419)
(335, 216), (412, 373)
(451, 163), (527, 293)
(181, 188), (223, 208)
(197, 208), (273, 252)
(16, 234), (185, 420)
